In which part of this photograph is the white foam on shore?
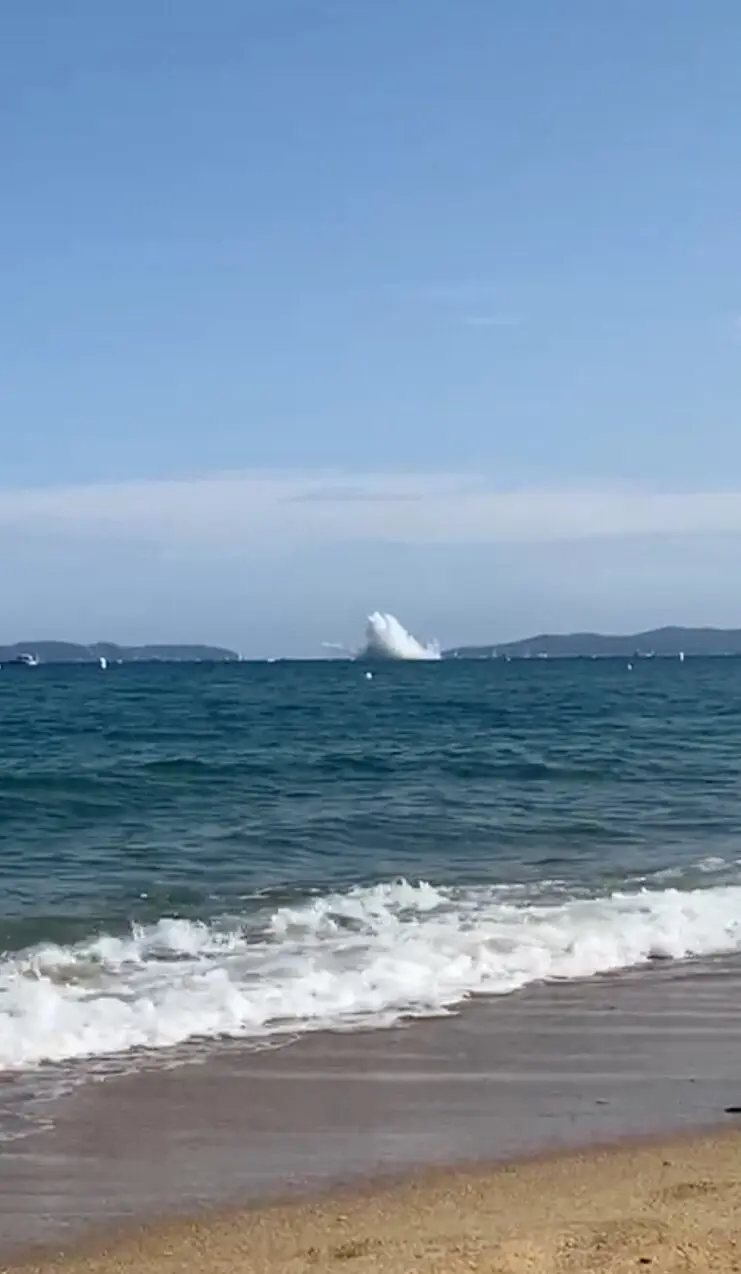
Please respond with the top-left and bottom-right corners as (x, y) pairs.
(3, 877), (741, 1070)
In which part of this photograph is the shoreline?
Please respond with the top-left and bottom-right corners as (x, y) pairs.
(3, 958), (741, 1260)
(9, 1125), (741, 1272)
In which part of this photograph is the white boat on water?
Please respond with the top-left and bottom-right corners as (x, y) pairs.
(6, 652), (39, 667)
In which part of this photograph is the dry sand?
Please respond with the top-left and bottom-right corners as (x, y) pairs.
(10, 1129), (741, 1274)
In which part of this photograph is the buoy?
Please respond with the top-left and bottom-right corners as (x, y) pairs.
(365, 671), (373, 680)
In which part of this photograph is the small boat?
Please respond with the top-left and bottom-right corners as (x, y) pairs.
(7, 652), (39, 667)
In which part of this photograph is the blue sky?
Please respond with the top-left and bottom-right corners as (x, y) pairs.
(3, 1), (741, 654)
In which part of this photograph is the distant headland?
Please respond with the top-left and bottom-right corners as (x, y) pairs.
(5, 627), (741, 666)
(443, 627), (741, 659)
(0, 642), (239, 665)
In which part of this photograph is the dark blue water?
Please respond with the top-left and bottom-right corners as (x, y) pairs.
(2, 659), (741, 1077)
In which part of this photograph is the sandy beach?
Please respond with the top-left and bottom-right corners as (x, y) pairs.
(9, 1129), (741, 1273)
(3, 959), (741, 1263)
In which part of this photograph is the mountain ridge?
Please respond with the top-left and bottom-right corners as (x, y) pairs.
(0, 642), (239, 664)
(443, 626), (741, 659)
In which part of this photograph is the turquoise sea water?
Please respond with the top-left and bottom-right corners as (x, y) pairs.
(2, 659), (741, 1078)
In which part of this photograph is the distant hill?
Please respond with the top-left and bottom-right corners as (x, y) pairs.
(0, 642), (239, 664)
(443, 627), (741, 659)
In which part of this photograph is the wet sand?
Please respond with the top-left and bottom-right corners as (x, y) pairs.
(3, 957), (741, 1261)
(9, 1131), (741, 1273)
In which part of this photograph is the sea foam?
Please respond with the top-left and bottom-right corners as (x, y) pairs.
(2, 877), (741, 1070)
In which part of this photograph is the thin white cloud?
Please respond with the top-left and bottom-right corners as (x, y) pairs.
(402, 282), (526, 328)
(411, 282), (503, 304)
(459, 314), (524, 329)
(3, 472), (741, 551)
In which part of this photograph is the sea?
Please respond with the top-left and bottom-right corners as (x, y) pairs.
(2, 656), (741, 1245)
(3, 656), (741, 1079)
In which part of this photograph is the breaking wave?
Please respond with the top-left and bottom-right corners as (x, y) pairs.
(361, 612), (441, 661)
(2, 877), (741, 1071)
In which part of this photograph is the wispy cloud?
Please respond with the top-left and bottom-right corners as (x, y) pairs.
(399, 281), (527, 329)
(459, 314), (524, 329)
(410, 281), (504, 304)
(3, 472), (741, 552)
(282, 483), (421, 505)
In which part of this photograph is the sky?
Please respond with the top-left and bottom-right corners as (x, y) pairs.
(3, 1), (741, 655)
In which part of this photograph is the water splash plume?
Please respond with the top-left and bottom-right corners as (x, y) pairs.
(361, 612), (441, 661)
